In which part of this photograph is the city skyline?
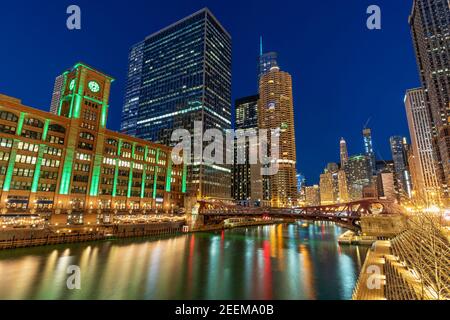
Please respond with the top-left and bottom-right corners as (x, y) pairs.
(0, 0), (419, 184)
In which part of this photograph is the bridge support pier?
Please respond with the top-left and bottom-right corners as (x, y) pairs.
(360, 214), (407, 238)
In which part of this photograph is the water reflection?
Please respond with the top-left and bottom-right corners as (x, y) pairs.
(0, 222), (366, 300)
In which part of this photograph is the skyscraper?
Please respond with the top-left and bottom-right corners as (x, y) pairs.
(390, 136), (413, 200)
(49, 75), (64, 114)
(320, 164), (339, 205)
(405, 88), (441, 204)
(120, 8), (232, 200)
(345, 155), (372, 201)
(363, 128), (376, 174)
(258, 66), (297, 207)
(409, 0), (450, 198)
(305, 185), (320, 206)
(232, 95), (263, 206)
(320, 171), (335, 205)
(337, 170), (349, 203)
(340, 137), (348, 168)
(258, 37), (278, 83)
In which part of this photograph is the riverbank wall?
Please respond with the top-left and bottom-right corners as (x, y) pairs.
(0, 222), (184, 250)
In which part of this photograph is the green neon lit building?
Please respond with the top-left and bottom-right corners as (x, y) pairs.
(0, 63), (185, 214)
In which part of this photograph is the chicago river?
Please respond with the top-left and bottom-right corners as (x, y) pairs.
(0, 222), (366, 300)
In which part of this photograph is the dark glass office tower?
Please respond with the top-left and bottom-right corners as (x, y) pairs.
(409, 0), (450, 200)
(363, 128), (376, 174)
(258, 52), (278, 83)
(390, 136), (413, 200)
(232, 95), (262, 206)
(120, 8), (232, 199)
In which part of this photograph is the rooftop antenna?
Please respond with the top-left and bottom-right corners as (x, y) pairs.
(363, 117), (372, 130)
(260, 36), (263, 56)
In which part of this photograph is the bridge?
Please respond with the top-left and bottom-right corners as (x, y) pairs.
(196, 199), (406, 232)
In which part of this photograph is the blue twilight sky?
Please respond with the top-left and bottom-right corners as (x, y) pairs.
(0, 0), (420, 184)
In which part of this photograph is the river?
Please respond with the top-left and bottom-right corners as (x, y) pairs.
(0, 222), (367, 300)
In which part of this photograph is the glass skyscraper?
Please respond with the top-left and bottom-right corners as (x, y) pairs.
(120, 8), (232, 199)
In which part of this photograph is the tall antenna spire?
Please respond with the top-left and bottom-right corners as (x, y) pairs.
(260, 36), (263, 56)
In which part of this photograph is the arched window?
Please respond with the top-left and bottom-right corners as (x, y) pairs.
(49, 124), (66, 134)
(0, 111), (18, 122)
(122, 142), (132, 149)
(24, 118), (44, 128)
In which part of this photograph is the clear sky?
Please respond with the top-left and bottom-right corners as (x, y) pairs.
(0, 0), (420, 184)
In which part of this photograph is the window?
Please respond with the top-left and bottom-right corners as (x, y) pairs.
(106, 138), (118, 146)
(0, 111), (18, 122)
(47, 135), (64, 145)
(73, 175), (89, 183)
(24, 118), (44, 128)
(13, 168), (34, 177)
(40, 171), (58, 180)
(21, 130), (42, 140)
(78, 141), (93, 151)
(15, 154), (37, 164)
(79, 132), (95, 141)
(18, 141), (39, 152)
(102, 157), (115, 165)
(38, 183), (56, 192)
(0, 151), (9, 161)
(43, 146), (62, 156)
(42, 158), (60, 168)
(11, 181), (31, 191)
(0, 124), (16, 135)
(74, 163), (90, 172)
(49, 124), (66, 134)
(76, 152), (92, 161)
(0, 138), (13, 148)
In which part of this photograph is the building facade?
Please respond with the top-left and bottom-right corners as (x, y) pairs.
(337, 170), (349, 203)
(405, 88), (441, 205)
(258, 66), (297, 207)
(49, 75), (64, 115)
(232, 95), (263, 206)
(258, 52), (278, 83)
(340, 137), (348, 168)
(120, 8), (232, 200)
(390, 136), (413, 200)
(363, 128), (376, 174)
(0, 63), (185, 218)
(344, 154), (372, 201)
(377, 171), (396, 201)
(305, 185), (320, 207)
(409, 0), (450, 199)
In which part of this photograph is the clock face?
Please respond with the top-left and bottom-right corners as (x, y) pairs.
(88, 81), (100, 93)
(69, 79), (75, 91)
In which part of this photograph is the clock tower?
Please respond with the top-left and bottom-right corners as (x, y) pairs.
(55, 63), (114, 207)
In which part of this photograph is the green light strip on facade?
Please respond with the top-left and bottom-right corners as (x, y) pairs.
(127, 143), (136, 198)
(101, 105), (108, 128)
(16, 112), (25, 136)
(59, 148), (74, 195)
(182, 164), (187, 193)
(89, 159), (101, 197)
(165, 157), (172, 192)
(31, 146), (45, 193)
(72, 66), (85, 119)
(112, 139), (122, 197)
(42, 119), (50, 141)
(153, 149), (160, 199)
(141, 146), (148, 198)
(2, 141), (18, 192)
